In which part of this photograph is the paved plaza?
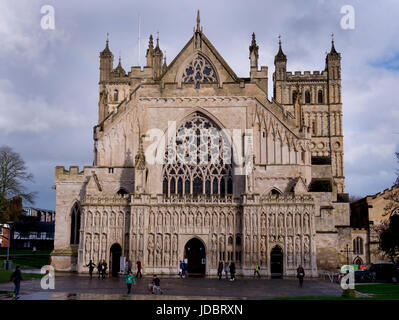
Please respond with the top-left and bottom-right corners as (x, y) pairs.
(0, 273), (342, 300)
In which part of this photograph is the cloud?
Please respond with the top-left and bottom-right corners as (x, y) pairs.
(1, 0), (399, 208)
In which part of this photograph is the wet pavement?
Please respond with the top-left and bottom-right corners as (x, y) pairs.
(0, 274), (342, 300)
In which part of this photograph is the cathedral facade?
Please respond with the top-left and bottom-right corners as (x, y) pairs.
(51, 13), (351, 277)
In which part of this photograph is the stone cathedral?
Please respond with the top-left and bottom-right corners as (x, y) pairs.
(51, 12), (352, 277)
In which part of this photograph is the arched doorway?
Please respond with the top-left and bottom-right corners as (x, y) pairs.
(184, 238), (206, 276)
(270, 246), (283, 278)
(110, 243), (122, 277)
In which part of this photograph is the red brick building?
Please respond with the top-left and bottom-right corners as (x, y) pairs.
(0, 224), (10, 248)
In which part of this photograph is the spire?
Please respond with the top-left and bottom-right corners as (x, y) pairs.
(135, 134), (146, 170)
(113, 53), (126, 77)
(146, 34), (154, 67)
(249, 32), (259, 69)
(154, 31), (162, 54)
(196, 10), (200, 32)
(162, 51), (167, 73)
(100, 33), (113, 58)
(328, 33), (339, 56)
(249, 32), (259, 55)
(274, 34), (287, 63)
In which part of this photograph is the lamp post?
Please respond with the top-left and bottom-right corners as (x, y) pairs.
(340, 244), (354, 266)
(5, 222), (13, 270)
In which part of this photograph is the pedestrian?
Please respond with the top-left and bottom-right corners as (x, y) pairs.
(229, 261), (236, 281)
(217, 261), (223, 280)
(136, 260), (142, 279)
(102, 259), (108, 279)
(179, 260), (184, 278)
(127, 259), (132, 273)
(254, 263), (260, 279)
(224, 262), (229, 280)
(10, 266), (22, 300)
(125, 270), (136, 295)
(183, 261), (188, 278)
(86, 260), (96, 279)
(297, 264), (305, 287)
(97, 261), (102, 279)
(151, 275), (163, 294)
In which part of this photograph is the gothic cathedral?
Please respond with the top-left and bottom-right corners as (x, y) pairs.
(51, 12), (351, 277)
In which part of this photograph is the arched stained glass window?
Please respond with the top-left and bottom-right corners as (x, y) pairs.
(163, 112), (232, 197)
(70, 202), (81, 245)
(181, 54), (218, 89)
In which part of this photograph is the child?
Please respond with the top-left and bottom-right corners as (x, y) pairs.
(126, 270), (136, 295)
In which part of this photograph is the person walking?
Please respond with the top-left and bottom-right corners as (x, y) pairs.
(101, 260), (108, 279)
(136, 260), (142, 279)
(10, 266), (22, 300)
(86, 260), (96, 279)
(297, 264), (305, 287)
(179, 260), (184, 278)
(253, 263), (261, 279)
(97, 261), (103, 279)
(151, 275), (163, 294)
(224, 262), (229, 280)
(183, 261), (188, 278)
(217, 261), (223, 280)
(229, 261), (236, 281)
(125, 270), (136, 295)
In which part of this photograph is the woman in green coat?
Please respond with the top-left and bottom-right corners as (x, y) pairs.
(126, 270), (136, 294)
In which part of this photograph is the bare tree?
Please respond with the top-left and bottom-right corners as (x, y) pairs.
(0, 145), (36, 221)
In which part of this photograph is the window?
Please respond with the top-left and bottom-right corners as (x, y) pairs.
(292, 91), (297, 104)
(270, 189), (281, 195)
(70, 202), (81, 245)
(228, 236), (233, 245)
(235, 236), (241, 246)
(108, 168), (114, 173)
(305, 90), (311, 104)
(0, 228), (2, 236)
(182, 54), (218, 88)
(312, 121), (316, 135)
(318, 90), (323, 103)
(113, 90), (118, 101)
(353, 237), (364, 255)
(163, 112), (232, 197)
(117, 188), (128, 197)
(24, 241), (31, 248)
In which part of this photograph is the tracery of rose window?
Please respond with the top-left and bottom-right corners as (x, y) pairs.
(162, 112), (232, 197)
(181, 54), (218, 88)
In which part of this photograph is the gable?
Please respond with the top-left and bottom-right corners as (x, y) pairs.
(161, 32), (239, 85)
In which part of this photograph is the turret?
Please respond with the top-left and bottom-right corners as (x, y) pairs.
(153, 35), (163, 79)
(249, 32), (259, 70)
(325, 34), (341, 104)
(273, 36), (287, 103)
(99, 36), (114, 82)
(325, 35), (341, 81)
(146, 35), (154, 67)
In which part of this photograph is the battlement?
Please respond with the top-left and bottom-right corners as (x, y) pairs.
(285, 70), (327, 79)
(128, 66), (153, 78)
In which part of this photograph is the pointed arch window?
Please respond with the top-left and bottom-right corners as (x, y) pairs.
(113, 89), (119, 102)
(181, 54), (218, 88)
(305, 90), (311, 104)
(163, 112), (232, 197)
(318, 90), (323, 104)
(353, 237), (364, 255)
(70, 202), (81, 245)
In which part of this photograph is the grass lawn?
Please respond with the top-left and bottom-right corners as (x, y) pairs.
(0, 249), (51, 268)
(270, 283), (399, 300)
(0, 269), (42, 284)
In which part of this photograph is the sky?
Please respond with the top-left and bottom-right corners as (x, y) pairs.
(0, 0), (398, 210)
